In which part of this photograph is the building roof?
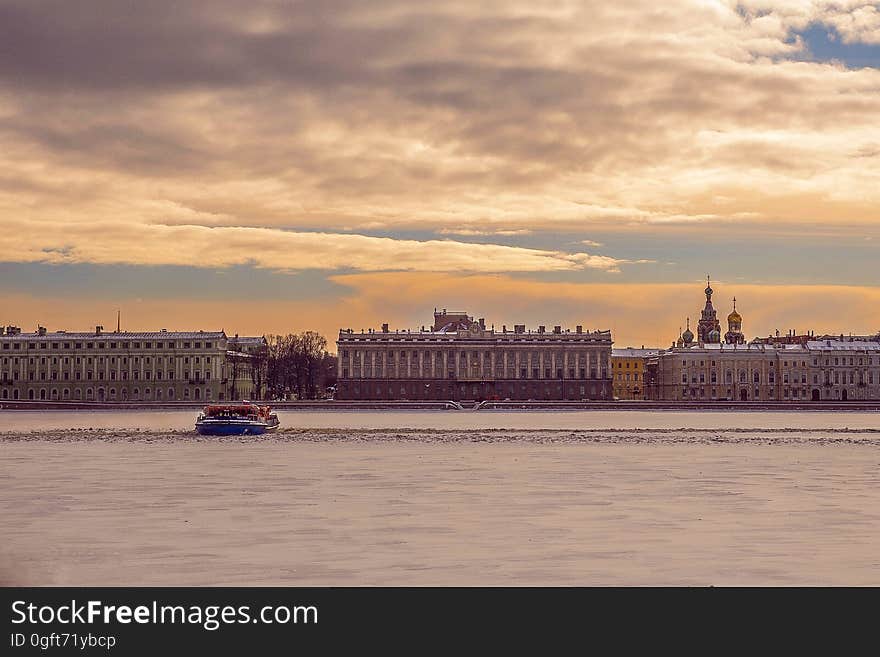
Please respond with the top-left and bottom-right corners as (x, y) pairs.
(667, 342), (788, 353)
(227, 336), (266, 346)
(0, 330), (226, 341)
(613, 348), (661, 357)
(660, 339), (880, 355)
(338, 328), (612, 341)
(806, 340), (880, 351)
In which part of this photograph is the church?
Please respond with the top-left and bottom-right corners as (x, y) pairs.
(647, 277), (880, 402)
(676, 276), (744, 348)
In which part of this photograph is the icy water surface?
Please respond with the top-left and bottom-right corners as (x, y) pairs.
(1, 408), (879, 432)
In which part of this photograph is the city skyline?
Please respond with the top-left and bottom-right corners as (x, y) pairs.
(4, 276), (879, 353)
(2, 2), (879, 349)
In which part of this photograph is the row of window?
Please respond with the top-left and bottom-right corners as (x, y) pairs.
(1, 370), (212, 382)
(347, 383), (606, 397)
(682, 371), (877, 385)
(682, 357), (877, 367)
(1, 356), (212, 366)
(0, 386), (213, 401)
(343, 349), (606, 363)
(679, 386), (865, 400)
(682, 387), (764, 399)
(342, 368), (608, 380)
(0, 341), (215, 351)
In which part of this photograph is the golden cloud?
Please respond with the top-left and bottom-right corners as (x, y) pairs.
(0, 219), (632, 273)
(1, 0), (879, 247)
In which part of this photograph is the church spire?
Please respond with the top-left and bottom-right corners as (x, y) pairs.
(697, 275), (721, 343)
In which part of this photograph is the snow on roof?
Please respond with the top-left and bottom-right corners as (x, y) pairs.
(0, 331), (226, 341)
(612, 348), (661, 357)
(806, 340), (880, 351)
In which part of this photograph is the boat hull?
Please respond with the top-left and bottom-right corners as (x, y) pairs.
(195, 420), (269, 436)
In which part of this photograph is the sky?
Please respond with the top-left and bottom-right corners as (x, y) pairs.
(1, 0), (879, 350)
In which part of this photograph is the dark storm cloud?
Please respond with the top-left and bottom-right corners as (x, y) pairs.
(1, 0), (879, 255)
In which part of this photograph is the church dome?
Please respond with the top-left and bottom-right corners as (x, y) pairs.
(727, 297), (742, 324)
(708, 328), (721, 342)
(682, 327), (694, 344)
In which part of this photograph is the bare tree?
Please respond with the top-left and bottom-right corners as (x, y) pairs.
(264, 332), (336, 400)
(249, 346), (268, 400)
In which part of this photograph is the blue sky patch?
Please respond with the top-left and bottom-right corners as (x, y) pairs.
(793, 23), (880, 69)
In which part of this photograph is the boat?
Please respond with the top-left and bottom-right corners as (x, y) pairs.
(195, 402), (280, 436)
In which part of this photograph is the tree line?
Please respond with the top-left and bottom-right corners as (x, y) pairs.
(247, 332), (337, 400)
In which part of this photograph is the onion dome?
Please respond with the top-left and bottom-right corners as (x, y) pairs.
(682, 318), (694, 345)
(727, 297), (742, 324)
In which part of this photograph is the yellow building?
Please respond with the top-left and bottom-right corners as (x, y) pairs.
(612, 348), (659, 400)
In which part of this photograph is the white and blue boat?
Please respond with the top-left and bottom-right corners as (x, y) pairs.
(195, 403), (280, 436)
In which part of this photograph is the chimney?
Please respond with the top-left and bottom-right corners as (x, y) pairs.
(479, 318), (485, 329)
(37, 326), (47, 336)
(95, 325), (103, 336)
(502, 325), (507, 333)
(553, 325), (561, 334)
(382, 323), (389, 333)
(538, 325), (545, 334)
(576, 325), (583, 334)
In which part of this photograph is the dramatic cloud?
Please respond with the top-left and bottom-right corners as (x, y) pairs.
(1, 1), (879, 338)
(0, 219), (631, 273)
(1, 0), (879, 251)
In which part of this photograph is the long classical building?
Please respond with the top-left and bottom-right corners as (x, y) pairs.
(648, 340), (880, 401)
(645, 280), (880, 401)
(336, 309), (612, 401)
(0, 325), (266, 402)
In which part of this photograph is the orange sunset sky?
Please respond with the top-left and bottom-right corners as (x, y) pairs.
(1, 1), (879, 350)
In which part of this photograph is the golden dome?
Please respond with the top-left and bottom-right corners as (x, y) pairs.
(728, 297), (741, 324)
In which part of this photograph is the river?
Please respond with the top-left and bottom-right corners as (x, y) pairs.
(1, 408), (878, 432)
